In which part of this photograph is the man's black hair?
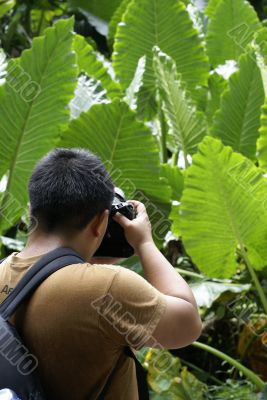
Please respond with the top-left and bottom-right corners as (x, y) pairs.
(28, 148), (114, 234)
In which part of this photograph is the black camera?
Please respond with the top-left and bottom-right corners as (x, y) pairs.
(94, 188), (136, 258)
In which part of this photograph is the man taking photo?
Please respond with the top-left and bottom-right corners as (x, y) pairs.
(0, 148), (202, 399)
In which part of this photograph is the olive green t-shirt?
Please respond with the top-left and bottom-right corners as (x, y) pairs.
(0, 252), (167, 399)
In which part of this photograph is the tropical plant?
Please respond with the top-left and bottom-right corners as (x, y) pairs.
(0, 0), (267, 398)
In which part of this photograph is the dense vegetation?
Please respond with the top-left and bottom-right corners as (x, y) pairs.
(0, 0), (267, 398)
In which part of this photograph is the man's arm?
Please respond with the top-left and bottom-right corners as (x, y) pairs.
(113, 201), (202, 349)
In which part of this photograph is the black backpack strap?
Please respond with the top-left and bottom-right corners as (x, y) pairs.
(0, 247), (84, 320)
(98, 348), (149, 400)
(126, 348), (150, 400)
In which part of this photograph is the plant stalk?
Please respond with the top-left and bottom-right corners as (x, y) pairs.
(192, 341), (265, 391)
(239, 243), (267, 314)
(159, 108), (168, 163)
(175, 267), (204, 280)
(172, 151), (179, 167)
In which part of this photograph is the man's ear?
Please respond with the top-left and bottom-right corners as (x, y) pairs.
(91, 209), (109, 237)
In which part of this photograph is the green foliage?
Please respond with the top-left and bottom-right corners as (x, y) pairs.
(0, 0), (15, 18)
(60, 100), (170, 204)
(0, 0), (267, 396)
(257, 100), (267, 170)
(113, 0), (209, 116)
(191, 280), (251, 308)
(139, 348), (207, 399)
(68, 0), (123, 22)
(108, 0), (129, 47)
(205, 0), (221, 18)
(73, 34), (121, 98)
(206, 72), (227, 124)
(180, 137), (267, 278)
(206, 0), (260, 66)
(153, 48), (207, 159)
(0, 18), (77, 232)
(160, 164), (184, 201)
(212, 50), (265, 159)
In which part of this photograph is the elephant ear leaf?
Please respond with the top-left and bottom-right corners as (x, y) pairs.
(61, 99), (169, 200)
(153, 47), (207, 158)
(0, 18), (77, 233)
(206, 0), (260, 67)
(113, 0), (209, 116)
(212, 49), (265, 160)
(180, 137), (267, 278)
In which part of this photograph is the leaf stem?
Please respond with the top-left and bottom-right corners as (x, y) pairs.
(172, 151), (179, 166)
(239, 243), (267, 314)
(159, 108), (168, 163)
(192, 341), (265, 391)
(175, 267), (204, 280)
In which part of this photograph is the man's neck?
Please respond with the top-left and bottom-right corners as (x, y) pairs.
(18, 232), (64, 259)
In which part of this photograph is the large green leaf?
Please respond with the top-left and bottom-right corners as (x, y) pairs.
(212, 50), (265, 160)
(60, 100), (170, 204)
(206, 0), (260, 67)
(113, 0), (209, 114)
(73, 34), (121, 99)
(180, 137), (267, 278)
(0, 18), (77, 232)
(153, 48), (207, 157)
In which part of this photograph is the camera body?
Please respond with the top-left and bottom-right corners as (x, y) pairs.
(94, 188), (136, 258)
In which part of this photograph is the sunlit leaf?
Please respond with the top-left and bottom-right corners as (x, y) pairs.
(180, 137), (267, 278)
(0, 18), (77, 233)
(191, 280), (251, 308)
(69, 75), (109, 119)
(61, 100), (171, 213)
(113, 0), (209, 116)
(73, 34), (121, 99)
(206, 0), (260, 67)
(212, 50), (264, 160)
(153, 48), (207, 157)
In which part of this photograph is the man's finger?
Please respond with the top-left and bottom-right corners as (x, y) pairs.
(113, 212), (131, 227)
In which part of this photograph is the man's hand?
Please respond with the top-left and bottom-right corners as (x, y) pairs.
(113, 200), (153, 253)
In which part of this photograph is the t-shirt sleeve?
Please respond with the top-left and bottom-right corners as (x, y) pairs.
(96, 266), (167, 349)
